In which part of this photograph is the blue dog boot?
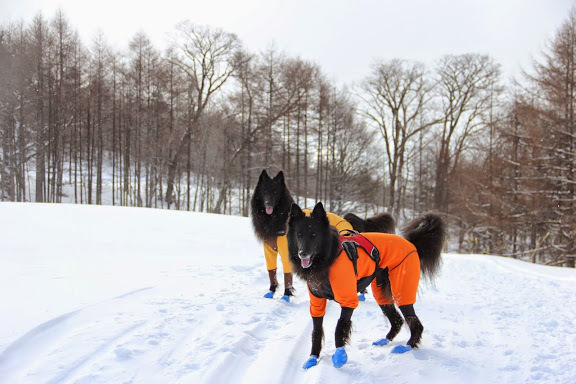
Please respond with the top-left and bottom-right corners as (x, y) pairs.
(332, 347), (348, 368)
(263, 291), (274, 298)
(281, 295), (290, 302)
(391, 345), (412, 354)
(302, 355), (318, 369)
(358, 292), (366, 301)
(372, 338), (390, 346)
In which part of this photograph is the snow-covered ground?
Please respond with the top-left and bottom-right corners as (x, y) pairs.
(0, 202), (575, 384)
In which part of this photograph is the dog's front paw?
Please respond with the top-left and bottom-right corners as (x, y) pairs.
(331, 347), (347, 368)
(302, 355), (318, 369)
(263, 291), (274, 298)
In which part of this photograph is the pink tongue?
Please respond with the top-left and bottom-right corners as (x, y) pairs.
(266, 206), (273, 215)
(301, 258), (311, 268)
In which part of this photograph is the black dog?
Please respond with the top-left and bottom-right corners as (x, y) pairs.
(287, 202), (445, 369)
(343, 212), (396, 233)
(250, 170), (396, 300)
(250, 170), (296, 300)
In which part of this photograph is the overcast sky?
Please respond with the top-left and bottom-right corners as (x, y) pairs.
(1, 0), (575, 85)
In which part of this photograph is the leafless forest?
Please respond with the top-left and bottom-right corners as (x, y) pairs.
(1, 9), (575, 267)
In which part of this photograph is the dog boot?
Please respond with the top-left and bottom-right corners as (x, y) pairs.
(332, 347), (348, 368)
(264, 269), (279, 298)
(302, 355), (319, 369)
(281, 273), (295, 302)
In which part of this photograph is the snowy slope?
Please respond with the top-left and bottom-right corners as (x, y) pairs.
(0, 202), (575, 384)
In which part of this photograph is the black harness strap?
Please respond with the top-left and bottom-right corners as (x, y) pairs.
(338, 230), (387, 287)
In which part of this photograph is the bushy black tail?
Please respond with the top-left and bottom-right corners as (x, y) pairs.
(344, 212), (396, 234)
(401, 213), (446, 280)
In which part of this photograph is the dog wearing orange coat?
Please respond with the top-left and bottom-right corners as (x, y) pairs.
(287, 202), (445, 369)
(250, 170), (396, 302)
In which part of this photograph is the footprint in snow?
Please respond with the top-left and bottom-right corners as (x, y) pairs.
(114, 347), (134, 361)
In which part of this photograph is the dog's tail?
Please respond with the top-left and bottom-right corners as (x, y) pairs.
(401, 213), (446, 281)
(344, 212), (396, 234)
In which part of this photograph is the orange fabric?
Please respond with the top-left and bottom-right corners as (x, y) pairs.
(308, 233), (420, 317)
(263, 209), (353, 274)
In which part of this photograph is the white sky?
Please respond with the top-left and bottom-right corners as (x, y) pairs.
(1, 0), (574, 85)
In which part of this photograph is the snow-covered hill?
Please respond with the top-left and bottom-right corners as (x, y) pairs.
(0, 203), (575, 384)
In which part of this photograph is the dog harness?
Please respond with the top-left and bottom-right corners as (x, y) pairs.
(339, 229), (390, 288)
(339, 229), (379, 271)
(307, 230), (389, 300)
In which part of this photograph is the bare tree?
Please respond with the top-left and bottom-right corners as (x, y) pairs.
(0, 22), (33, 201)
(507, 7), (576, 266)
(433, 53), (501, 213)
(164, 22), (240, 208)
(360, 59), (435, 216)
(29, 14), (51, 202)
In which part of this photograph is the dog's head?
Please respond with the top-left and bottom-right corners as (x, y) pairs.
(287, 202), (334, 273)
(254, 170), (288, 215)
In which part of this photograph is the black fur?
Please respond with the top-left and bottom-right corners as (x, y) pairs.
(286, 202), (340, 282)
(381, 304), (404, 341)
(251, 169), (396, 242)
(404, 315), (424, 348)
(344, 212), (396, 234)
(287, 202), (446, 359)
(311, 316), (324, 356)
(250, 170), (294, 242)
(401, 213), (446, 280)
(335, 307), (354, 348)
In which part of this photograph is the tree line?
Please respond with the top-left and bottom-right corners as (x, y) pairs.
(0, 9), (574, 267)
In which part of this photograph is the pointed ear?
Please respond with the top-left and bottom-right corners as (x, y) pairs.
(311, 202), (328, 221)
(274, 171), (285, 185)
(289, 202), (305, 220)
(259, 169), (270, 181)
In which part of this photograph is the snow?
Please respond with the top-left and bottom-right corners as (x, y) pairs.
(0, 202), (575, 384)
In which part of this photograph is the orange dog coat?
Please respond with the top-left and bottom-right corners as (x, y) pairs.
(308, 233), (420, 317)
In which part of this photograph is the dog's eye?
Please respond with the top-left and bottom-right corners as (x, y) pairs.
(310, 232), (316, 238)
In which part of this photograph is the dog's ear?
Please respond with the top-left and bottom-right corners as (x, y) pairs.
(259, 169), (270, 181)
(274, 171), (285, 185)
(311, 202), (329, 224)
(289, 202), (305, 220)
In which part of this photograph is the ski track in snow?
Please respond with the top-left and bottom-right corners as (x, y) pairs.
(0, 203), (575, 383)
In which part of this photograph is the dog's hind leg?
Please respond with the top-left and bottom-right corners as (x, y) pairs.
(283, 273), (295, 296)
(263, 269), (279, 298)
(380, 304), (404, 341)
(399, 304), (424, 349)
